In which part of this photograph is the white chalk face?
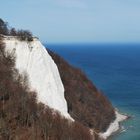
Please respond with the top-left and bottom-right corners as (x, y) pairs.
(4, 37), (71, 119)
(99, 111), (128, 139)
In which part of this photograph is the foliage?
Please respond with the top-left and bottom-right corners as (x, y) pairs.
(0, 19), (9, 35)
(48, 49), (116, 133)
(0, 18), (33, 41)
(16, 30), (33, 41)
(0, 37), (93, 140)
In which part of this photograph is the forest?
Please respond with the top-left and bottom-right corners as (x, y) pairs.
(0, 18), (33, 41)
(0, 19), (93, 140)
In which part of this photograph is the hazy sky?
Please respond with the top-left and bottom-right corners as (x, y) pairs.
(0, 0), (140, 43)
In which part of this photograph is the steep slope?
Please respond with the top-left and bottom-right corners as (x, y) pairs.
(0, 37), (93, 140)
(48, 49), (116, 133)
(0, 19), (126, 139)
(3, 36), (70, 118)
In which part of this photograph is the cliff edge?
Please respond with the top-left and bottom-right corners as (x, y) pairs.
(48, 49), (116, 133)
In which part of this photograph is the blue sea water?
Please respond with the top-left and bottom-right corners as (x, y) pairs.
(46, 44), (140, 140)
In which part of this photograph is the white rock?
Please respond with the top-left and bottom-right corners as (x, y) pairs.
(4, 37), (71, 119)
(99, 111), (128, 139)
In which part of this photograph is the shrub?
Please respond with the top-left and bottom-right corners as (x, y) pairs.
(0, 18), (33, 42)
(0, 19), (9, 35)
(16, 30), (33, 41)
(48, 49), (116, 133)
(10, 28), (17, 36)
(0, 37), (93, 140)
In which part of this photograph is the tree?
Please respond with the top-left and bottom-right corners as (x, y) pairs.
(0, 18), (9, 35)
(10, 28), (17, 36)
(0, 21), (93, 140)
(17, 30), (33, 41)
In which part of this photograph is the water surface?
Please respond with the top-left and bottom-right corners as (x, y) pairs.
(47, 44), (140, 140)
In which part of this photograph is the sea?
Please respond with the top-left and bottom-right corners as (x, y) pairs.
(46, 44), (140, 140)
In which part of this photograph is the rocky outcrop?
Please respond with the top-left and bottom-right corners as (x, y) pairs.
(4, 37), (71, 118)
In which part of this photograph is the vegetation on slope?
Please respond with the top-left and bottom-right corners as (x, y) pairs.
(48, 49), (116, 133)
(0, 18), (33, 41)
(0, 18), (116, 140)
(0, 23), (93, 140)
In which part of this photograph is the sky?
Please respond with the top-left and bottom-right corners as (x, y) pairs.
(0, 0), (140, 44)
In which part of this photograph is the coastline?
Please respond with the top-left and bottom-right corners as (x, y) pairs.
(99, 110), (129, 140)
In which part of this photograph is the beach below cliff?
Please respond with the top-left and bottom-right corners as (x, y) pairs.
(99, 110), (129, 139)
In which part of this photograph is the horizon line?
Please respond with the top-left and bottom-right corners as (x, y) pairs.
(44, 42), (140, 46)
